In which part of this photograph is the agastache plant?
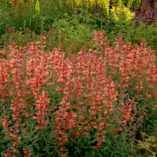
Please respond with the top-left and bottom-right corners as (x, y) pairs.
(1, 32), (157, 156)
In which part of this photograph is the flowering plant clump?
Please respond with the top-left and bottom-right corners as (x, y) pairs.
(67, 0), (138, 23)
(0, 33), (157, 156)
(110, 6), (135, 23)
(93, 31), (157, 129)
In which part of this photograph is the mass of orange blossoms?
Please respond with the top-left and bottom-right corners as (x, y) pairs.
(0, 32), (157, 157)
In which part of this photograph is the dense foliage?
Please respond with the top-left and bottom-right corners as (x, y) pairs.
(0, 32), (157, 157)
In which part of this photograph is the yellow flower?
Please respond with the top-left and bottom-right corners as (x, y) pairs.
(35, 0), (40, 14)
(73, 0), (110, 14)
(110, 6), (135, 23)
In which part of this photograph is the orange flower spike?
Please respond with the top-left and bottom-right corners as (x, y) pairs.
(23, 145), (31, 157)
(3, 115), (8, 129)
